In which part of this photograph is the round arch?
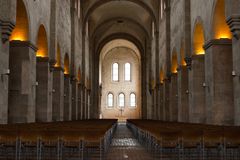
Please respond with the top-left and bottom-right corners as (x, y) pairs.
(171, 50), (178, 74)
(211, 0), (232, 39)
(64, 53), (70, 75)
(10, 0), (29, 41)
(83, 0), (157, 29)
(36, 25), (48, 57)
(193, 20), (205, 55)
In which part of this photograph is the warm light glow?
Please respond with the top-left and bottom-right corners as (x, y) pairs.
(171, 53), (178, 73)
(213, 0), (232, 39)
(55, 44), (61, 67)
(193, 23), (205, 55)
(10, 0), (29, 41)
(64, 54), (70, 75)
(77, 68), (81, 82)
(160, 69), (164, 84)
(180, 46), (186, 66)
(36, 25), (48, 57)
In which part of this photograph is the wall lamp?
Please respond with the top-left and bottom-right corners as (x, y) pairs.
(232, 71), (240, 77)
(202, 82), (209, 88)
(1, 69), (10, 76)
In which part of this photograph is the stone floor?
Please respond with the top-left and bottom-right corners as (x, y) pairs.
(105, 123), (154, 160)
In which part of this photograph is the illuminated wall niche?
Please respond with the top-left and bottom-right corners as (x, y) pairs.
(55, 44), (61, 67)
(193, 22), (205, 55)
(171, 53), (178, 74)
(10, 0), (29, 41)
(36, 25), (48, 57)
(160, 69), (164, 84)
(64, 54), (70, 75)
(213, 0), (232, 39)
(77, 67), (81, 83)
(180, 45), (186, 66)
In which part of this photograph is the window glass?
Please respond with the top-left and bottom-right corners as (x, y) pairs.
(112, 63), (119, 81)
(119, 93), (125, 107)
(125, 63), (131, 81)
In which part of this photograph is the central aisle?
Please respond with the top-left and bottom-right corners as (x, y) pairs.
(105, 123), (154, 160)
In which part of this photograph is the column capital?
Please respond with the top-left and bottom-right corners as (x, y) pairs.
(227, 15), (240, 40)
(0, 20), (15, 43)
(184, 56), (192, 70)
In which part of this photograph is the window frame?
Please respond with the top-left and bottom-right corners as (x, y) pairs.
(107, 93), (114, 108)
(118, 93), (125, 108)
(129, 93), (137, 107)
(124, 62), (131, 82)
(112, 62), (119, 82)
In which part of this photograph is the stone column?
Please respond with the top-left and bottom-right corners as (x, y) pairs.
(36, 57), (53, 122)
(178, 66), (189, 122)
(64, 74), (71, 121)
(8, 41), (37, 123)
(52, 67), (64, 121)
(71, 79), (78, 120)
(0, 20), (14, 124)
(189, 55), (205, 123)
(163, 79), (170, 121)
(170, 73), (178, 121)
(227, 15), (240, 125)
(87, 89), (91, 119)
(204, 39), (234, 125)
(77, 83), (82, 120)
(82, 85), (86, 119)
(159, 83), (164, 121)
(155, 84), (160, 120)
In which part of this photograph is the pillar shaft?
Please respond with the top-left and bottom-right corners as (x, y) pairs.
(204, 39), (234, 125)
(8, 41), (37, 123)
(64, 75), (71, 121)
(71, 80), (78, 120)
(170, 74), (178, 121)
(189, 55), (205, 123)
(36, 57), (52, 122)
(52, 67), (64, 121)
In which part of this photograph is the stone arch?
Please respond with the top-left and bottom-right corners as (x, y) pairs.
(180, 41), (186, 66)
(171, 49), (178, 74)
(36, 25), (48, 57)
(83, 0), (157, 29)
(211, 0), (232, 39)
(10, 0), (29, 41)
(193, 19), (205, 55)
(55, 43), (61, 67)
(64, 53), (70, 75)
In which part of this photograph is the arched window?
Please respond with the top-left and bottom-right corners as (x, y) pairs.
(118, 93), (125, 107)
(124, 63), (131, 81)
(107, 93), (114, 107)
(112, 63), (119, 81)
(130, 93), (136, 107)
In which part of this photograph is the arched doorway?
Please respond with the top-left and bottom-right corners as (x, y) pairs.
(99, 39), (141, 121)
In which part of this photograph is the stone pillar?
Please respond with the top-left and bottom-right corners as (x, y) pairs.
(189, 55), (205, 123)
(0, 20), (14, 124)
(87, 89), (91, 119)
(77, 83), (82, 120)
(178, 66), (189, 122)
(163, 80), (170, 121)
(227, 15), (240, 125)
(8, 41), (37, 123)
(36, 57), (53, 122)
(159, 84), (164, 120)
(64, 74), (71, 121)
(170, 73), (178, 121)
(52, 67), (64, 121)
(204, 39), (234, 125)
(155, 84), (160, 120)
(71, 79), (78, 120)
(81, 85), (86, 119)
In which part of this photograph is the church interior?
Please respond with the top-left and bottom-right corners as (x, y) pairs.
(0, 0), (240, 159)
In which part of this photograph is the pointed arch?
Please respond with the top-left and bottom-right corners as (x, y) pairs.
(160, 68), (164, 84)
(36, 25), (48, 57)
(64, 54), (70, 75)
(10, 0), (29, 41)
(180, 42), (186, 66)
(212, 0), (232, 39)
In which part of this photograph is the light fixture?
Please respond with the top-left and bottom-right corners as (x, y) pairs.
(1, 69), (10, 76)
(52, 89), (56, 93)
(203, 82), (208, 88)
(232, 70), (240, 77)
(35, 81), (39, 86)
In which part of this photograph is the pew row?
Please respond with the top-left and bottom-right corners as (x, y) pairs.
(127, 119), (240, 160)
(0, 119), (117, 160)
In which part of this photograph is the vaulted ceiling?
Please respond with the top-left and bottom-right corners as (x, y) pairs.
(81, 0), (159, 53)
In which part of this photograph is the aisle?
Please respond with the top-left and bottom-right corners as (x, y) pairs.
(105, 123), (154, 160)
